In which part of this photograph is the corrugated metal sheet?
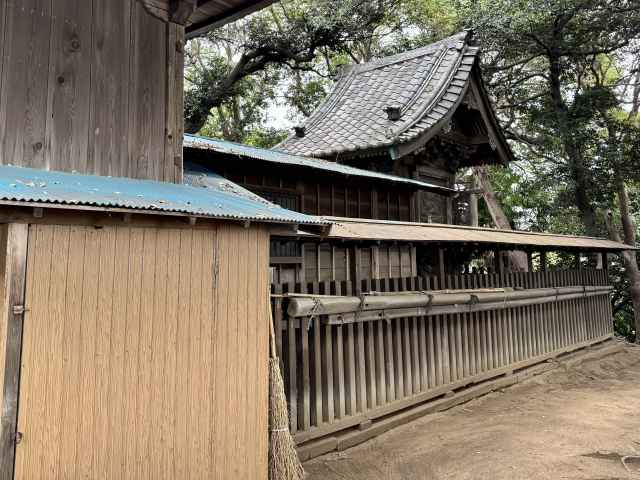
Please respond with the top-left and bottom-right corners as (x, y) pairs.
(0, 165), (325, 225)
(278, 217), (633, 251)
(183, 134), (452, 193)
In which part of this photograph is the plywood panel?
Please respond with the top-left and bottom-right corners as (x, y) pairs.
(14, 223), (269, 479)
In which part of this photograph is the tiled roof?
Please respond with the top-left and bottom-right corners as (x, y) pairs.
(184, 134), (452, 193)
(0, 165), (325, 225)
(277, 31), (480, 158)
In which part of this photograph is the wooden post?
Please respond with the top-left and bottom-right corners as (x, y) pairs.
(438, 247), (446, 287)
(601, 252), (608, 272)
(526, 251), (533, 273)
(350, 245), (362, 295)
(540, 251), (547, 272)
(0, 223), (29, 480)
(574, 253), (581, 270)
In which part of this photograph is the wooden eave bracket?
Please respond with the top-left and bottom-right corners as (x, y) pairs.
(137, 0), (197, 25)
(170, 0), (197, 25)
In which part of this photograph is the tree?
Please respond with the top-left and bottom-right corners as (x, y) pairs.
(184, 0), (404, 135)
(462, 0), (640, 237)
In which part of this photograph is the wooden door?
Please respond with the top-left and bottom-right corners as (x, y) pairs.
(11, 223), (269, 479)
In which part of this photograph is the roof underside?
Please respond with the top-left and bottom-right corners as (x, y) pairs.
(298, 217), (633, 252)
(277, 31), (509, 161)
(184, 134), (452, 193)
(0, 165), (323, 225)
(186, 0), (276, 37)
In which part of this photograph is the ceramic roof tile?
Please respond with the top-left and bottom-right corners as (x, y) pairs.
(277, 32), (480, 158)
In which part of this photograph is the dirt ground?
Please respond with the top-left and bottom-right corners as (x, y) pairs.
(304, 342), (640, 480)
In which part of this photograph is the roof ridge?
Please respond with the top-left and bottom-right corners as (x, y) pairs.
(392, 46), (472, 142)
(355, 31), (469, 73)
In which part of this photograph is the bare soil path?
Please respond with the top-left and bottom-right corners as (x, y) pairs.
(304, 343), (640, 480)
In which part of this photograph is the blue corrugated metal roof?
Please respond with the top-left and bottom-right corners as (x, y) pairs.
(0, 165), (325, 225)
(183, 134), (452, 193)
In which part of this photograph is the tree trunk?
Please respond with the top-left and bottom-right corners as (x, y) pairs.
(606, 178), (640, 344)
(473, 166), (528, 271)
(547, 52), (599, 237)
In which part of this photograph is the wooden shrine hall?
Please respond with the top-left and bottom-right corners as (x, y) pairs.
(0, 1), (635, 478)
(183, 31), (637, 461)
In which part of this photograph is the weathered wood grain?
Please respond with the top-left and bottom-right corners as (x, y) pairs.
(0, 224), (28, 480)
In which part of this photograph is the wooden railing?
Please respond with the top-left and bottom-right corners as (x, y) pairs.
(271, 269), (613, 446)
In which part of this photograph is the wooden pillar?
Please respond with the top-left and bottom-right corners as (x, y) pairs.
(438, 247), (446, 287)
(493, 249), (500, 274)
(445, 196), (454, 224)
(469, 192), (479, 227)
(601, 252), (609, 272)
(349, 245), (362, 294)
(0, 224), (29, 480)
(574, 253), (581, 270)
(498, 251), (505, 276)
(540, 251), (548, 272)
(526, 251), (534, 273)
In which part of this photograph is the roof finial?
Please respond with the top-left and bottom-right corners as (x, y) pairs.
(294, 126), (306, 138)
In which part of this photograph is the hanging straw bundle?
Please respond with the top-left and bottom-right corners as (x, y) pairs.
(268, 300), (304, 480)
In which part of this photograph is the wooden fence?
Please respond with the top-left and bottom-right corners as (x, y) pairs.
(271, 269), (613, 446)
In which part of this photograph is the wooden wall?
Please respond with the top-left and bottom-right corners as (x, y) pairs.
(188, 152), (420, 222)
(0, 0), (184, 182)
(10, 222), (269, 479)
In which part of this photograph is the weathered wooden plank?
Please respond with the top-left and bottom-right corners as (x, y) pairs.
(344, 281), (357, 416)
(300, 290), (311, 429)
(0, 0), (52, 169)
(0, 224), (28, 480)
(334, 282), (346, 419)
(323, 285), (335, 421)
(45, 0), (93, 173)
(128, 2), (167, 180)
(308, 290), (322, 426)
(87, 0), (131, 176)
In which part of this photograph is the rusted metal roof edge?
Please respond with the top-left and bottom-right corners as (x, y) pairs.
(275, 217), (635, 251)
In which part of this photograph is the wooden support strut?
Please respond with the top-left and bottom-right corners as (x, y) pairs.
(0, 224), (29, 480)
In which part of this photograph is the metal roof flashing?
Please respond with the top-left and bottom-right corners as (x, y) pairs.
(0, 165), (326, 226)
(273, 216), (635, 252)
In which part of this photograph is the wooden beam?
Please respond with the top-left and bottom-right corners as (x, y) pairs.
(170, 0), (197, 25)
(0, 223), (29, 480)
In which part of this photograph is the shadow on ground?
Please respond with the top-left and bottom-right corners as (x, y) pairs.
(304, 343), (640, 480)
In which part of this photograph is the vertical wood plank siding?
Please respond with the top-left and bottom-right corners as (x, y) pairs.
(12, 223), (269, 480)
(272, 269), (613, 445)
(0, 1), (183, 182)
